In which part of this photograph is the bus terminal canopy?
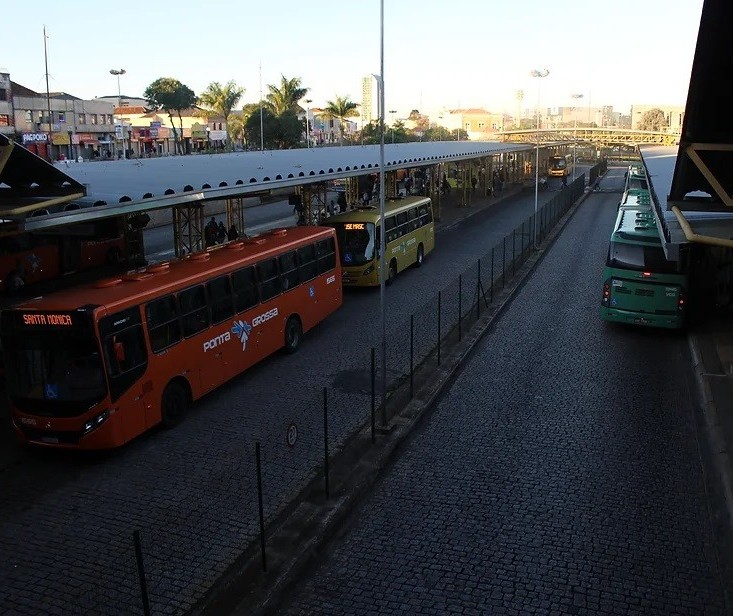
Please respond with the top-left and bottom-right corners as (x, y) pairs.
(0, 133), (86, 218)
(19, 141), (533, 233)
(669, 0), (733, 212)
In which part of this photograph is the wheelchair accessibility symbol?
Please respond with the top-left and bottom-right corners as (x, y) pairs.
(286, 422), (298, 448)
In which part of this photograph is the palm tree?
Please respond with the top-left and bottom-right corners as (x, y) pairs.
(323, 96), (359, 145)
(265, 75), (308, 116)
(198, 80), (245, 149)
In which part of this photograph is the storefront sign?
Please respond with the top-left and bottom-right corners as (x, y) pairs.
(51, 133), (70, 145)
(22, 132), (49, 144)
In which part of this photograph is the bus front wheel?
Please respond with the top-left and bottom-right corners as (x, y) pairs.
(387, 260), (397, 285)
(5, 271), (24, 294)
(284, 316), (302, 353)
(416, 244), (424, 267)
(161, 381), (188, 429)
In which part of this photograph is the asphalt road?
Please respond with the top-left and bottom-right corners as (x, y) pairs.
(280, 174), (731, 615)
(0, 174), (605, 615)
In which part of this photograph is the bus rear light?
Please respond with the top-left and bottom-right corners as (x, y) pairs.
(642, 272), (652, 277)
(602, 282), (610, 304)
(678, 294), (686, 310)
(82, 409), (109, 436)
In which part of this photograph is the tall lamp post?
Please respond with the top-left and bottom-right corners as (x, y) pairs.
(570, 93), (583, 182)
(531, 68), (549, 247)
(304, 98), (312, 148)
(388, 109), (396, 143)
(110, 69), (126, 159)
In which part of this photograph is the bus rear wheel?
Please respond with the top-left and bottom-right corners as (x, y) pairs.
(284, 316), (302, 353)
(161, 381), (188, 429)
(416, 244), (424, 267)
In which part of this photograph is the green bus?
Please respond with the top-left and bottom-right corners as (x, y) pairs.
(624, 164), (648, 191)
(617, 187), (652, 210)
(600, 206), (687, 329)
(325, 196), (435, 286)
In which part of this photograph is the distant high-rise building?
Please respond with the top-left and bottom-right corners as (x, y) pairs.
(361, 76), (374, 126)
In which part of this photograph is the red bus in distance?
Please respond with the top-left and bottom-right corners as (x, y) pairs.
(0, 226), (342, 449)
(0, 217), (131, 294)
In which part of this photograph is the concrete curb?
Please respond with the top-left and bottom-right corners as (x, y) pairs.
(688, 335), (733, 526)
(190, 184), (593, 616)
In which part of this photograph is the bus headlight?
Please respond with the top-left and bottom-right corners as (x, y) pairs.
(82, 409), (110, 435)
(363, 265), (375, 276)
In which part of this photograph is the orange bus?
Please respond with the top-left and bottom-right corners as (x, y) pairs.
(0, 226), (342, 449)
(0, 217), (130, 293)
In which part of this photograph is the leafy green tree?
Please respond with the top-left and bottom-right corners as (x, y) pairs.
(359, 120), (383, 145)
(638, 108), (668, 132)
(265, 75), (308, 116)
(323, 95), (359, 145)
(198, 81), (245, 149)
(144, 77), (197, 155)
(244, 107), (302, 150)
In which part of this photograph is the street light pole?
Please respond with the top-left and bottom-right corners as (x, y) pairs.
(110, 69), (126, 159)
(388, 109), (396, 144)
(570, 93), (583, 182)
(530, 69), (549, 248)
(304, 98), (312, 148)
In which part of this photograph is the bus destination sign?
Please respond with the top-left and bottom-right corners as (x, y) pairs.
(345, 223), (365, 230)
(21, 313), (74, 327)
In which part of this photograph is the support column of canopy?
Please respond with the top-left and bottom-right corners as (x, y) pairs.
(173, 203), (205, 257)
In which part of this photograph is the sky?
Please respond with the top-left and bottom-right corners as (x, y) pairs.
(0, 0), (705, 120)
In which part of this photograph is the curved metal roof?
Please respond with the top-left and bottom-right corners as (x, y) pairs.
(52, 141), (529, 205)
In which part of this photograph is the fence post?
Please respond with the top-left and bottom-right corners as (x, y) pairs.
(521, 220), (525, 259)
(371, 347), (375, 444)
(437, 291), (442, 366)
(323, 387), (329, 500)
(409, 314), (414, 399)
(458, 274), (463, 342)
(476, 259), (481, 320)
(490, 247), (494, 303)
(255, 442), (267, 572)
(502, 237), (506, 289)
(133, 531), (151, 616)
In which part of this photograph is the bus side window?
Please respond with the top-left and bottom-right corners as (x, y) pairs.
(408, 207), (419, 231)
(419, 204), (433, 226)
(232, 266), (259, 312)
(316, 237), (336, 274)
(396, 212), (408, 237)
(257, 258), (281, 302)
(102, 325), (148, 401)
(279, 251), (300, 291)
(297, 244), (318, 281)
(385, 216), (397, 243)
(146, 295), (182, 352)
(179, 285), (210, 337)
(207, 275), (234, 324)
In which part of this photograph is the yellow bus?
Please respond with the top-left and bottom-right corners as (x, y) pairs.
(325, 196), (435, 286)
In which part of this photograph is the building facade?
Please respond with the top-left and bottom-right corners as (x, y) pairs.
(6, 76), (116, 161)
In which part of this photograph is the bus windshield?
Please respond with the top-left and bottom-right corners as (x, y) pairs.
(331, 222), (376, 266)
(607, 242), (679, 274)
(549, 157), (567, 170)
(4, 330), (107, 414)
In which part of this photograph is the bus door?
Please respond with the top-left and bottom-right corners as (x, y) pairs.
(100, 308), (152, 438)
(60, 235), (82, 274)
